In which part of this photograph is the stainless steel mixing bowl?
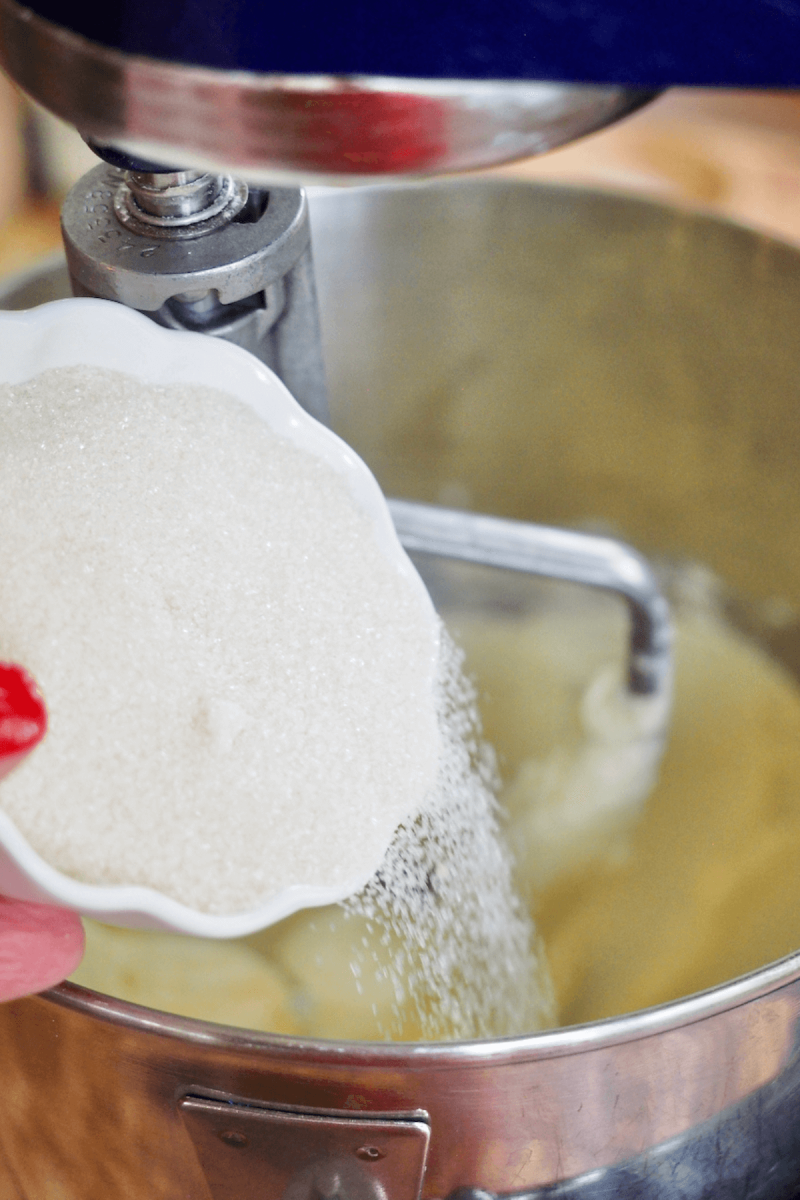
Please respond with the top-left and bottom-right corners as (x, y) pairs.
(2, 181), (800, 1199)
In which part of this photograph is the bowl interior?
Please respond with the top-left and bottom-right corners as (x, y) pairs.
(5, 181), (800, 1036)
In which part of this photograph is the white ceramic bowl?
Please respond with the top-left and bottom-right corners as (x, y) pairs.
(0, 298), (437, 938)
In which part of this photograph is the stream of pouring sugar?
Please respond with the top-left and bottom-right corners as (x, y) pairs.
(345, 627), (556, 1041)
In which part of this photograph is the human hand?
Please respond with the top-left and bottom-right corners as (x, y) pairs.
(0, 664), (84, 1000)
(0, 897), (84, 1001)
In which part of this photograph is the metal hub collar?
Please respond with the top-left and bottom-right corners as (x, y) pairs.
(61, 165), (309, 310)
(114, 172), (249, 239)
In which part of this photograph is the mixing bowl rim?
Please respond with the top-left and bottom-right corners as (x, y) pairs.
(42, 945), (800, 1064)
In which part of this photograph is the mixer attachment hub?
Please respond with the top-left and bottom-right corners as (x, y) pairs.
(61, 164), (328, 423)
(115, 170), (249, 237)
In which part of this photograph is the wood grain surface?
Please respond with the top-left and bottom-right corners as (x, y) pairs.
(493, 88), (800, 247)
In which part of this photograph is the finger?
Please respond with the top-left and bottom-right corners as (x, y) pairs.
(0, 897), (85, 1002)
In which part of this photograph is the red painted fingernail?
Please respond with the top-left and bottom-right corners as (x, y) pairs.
(0, 664), (47, 781)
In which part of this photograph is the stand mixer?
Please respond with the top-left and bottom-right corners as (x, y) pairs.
(0, 2), (800, 1198)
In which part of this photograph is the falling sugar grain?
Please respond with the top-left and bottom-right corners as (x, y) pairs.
(345, 629), (556, 1039)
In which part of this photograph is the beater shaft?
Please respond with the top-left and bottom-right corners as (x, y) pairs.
(389, 498), (671, 697)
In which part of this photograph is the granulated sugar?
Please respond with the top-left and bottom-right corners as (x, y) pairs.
(345, 629), (556, 1039)
(0, 365), (440, 914)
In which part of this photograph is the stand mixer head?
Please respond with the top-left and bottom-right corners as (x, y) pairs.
(0, 0), (795, 178)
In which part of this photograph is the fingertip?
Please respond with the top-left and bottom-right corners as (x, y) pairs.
(0, 897), (85, 1002)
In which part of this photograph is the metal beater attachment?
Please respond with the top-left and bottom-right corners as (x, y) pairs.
(389, 499), (672, 699)
(60, 164), (328, 423)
